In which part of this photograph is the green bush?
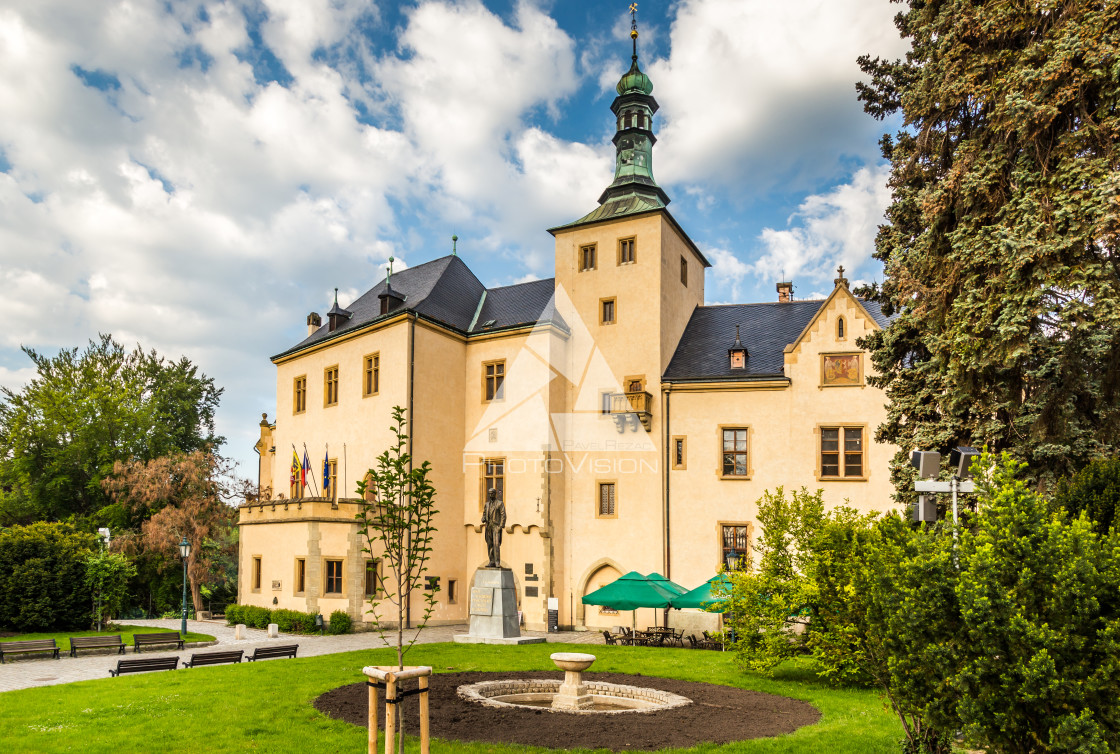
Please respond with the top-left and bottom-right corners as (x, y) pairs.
(328, 610), (351, 635)
(271, 608), (320, 634)
(222, 605), (321, 633)
(224, 604), (243, 626)
(0, 522), (99, 631)
(244, 605), (271, 629)
(1053, 457), (1120, 535)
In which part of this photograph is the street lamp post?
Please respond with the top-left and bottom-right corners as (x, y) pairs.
(179, 537), (191, 638)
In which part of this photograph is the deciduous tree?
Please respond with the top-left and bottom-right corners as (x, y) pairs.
(0, 334), (223, 524)
(102, 450), (238, 612)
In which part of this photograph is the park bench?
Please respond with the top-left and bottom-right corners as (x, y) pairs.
(70, 635), (126, 657)
(184, 650), (243, 668)
(133, 633), (185, 652)
(246, 644), (298, 662)
(0, 639), (60, 663)
(109, 656), (179, 676)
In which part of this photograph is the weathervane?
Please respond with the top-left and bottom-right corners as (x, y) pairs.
(387, 256), (394, 285)
(629, 3), (638, 60)
(452, 234), (458, 256)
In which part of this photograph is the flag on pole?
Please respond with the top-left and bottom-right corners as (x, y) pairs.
(301, 450), (311, 487)
(323, 449), (331, 496)
(290, 449), (300, 485)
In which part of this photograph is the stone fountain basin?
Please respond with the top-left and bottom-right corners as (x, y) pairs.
(550, 652), (596, 672)
(457, 679), (692, 715)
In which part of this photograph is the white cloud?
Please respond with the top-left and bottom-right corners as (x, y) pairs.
(755, 164), (891, 285)
(705, 246), (752, 303)
(651, 0), (907, 194)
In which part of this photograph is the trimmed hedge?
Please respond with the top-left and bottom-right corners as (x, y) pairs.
(224, 604), (324, 634)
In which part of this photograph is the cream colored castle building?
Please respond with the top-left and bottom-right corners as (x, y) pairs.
(238, 45), (897, 632)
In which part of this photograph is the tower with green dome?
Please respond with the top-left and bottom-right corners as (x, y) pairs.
(598, 12), (669, 208)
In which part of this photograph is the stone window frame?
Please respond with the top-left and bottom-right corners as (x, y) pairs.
(324, 558), (344, 595)
(617, 236), (636, 265)
(597, 480), (618, 519)
(294, 558), (306, 596)
(363, 352), (379, 397)
(293, 375), (307, 414)
(483, 359), (506, 402)
(816, 423), (868, 481)
(718, 425), (753, 480)
(671, 435), (687, 470)
(600, 296), (617, 325)
(323, 365), (340, 407)
(252, 555), (262, 592)
(579, 243), (597, 271)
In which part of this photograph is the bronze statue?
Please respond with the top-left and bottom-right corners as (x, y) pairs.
(483, 487), (506, 568)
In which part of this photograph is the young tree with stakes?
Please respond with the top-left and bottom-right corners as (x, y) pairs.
(356, 407), (438, 754)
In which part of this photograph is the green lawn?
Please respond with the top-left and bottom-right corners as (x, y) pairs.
(0, 643), (904, 753)
(0, 626), (215, 652)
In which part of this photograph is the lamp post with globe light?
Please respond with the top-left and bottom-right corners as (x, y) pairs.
(179, 537), (191, 637)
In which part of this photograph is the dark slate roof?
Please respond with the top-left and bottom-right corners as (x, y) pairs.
(471, 278), (564, 333)
(272, 256), (566, 360)
(663, 296), (892, 382)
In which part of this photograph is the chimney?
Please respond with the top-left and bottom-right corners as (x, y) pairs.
(306, 312), (321, 336)
(776, 281), (793, 303)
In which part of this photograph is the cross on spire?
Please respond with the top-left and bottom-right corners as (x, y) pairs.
(629, 3), (639, 60)
(834, 264), (849, 289)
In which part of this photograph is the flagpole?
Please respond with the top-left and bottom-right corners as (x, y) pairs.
(303, 442), (320, 497)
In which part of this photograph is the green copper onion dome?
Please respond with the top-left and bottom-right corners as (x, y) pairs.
(616, 57), (653, 96)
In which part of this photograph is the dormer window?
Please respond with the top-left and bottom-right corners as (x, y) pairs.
(728, 325), (748, 370)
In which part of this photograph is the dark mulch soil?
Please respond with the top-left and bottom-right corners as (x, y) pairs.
(314, 670), (820, 751)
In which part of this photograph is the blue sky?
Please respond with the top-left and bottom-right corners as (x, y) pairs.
(0, 0), (906, 479)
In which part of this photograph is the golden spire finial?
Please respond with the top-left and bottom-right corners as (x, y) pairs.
(629, 3), (639, 58)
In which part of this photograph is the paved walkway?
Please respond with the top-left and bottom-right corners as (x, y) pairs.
(0, 619), (604, 694)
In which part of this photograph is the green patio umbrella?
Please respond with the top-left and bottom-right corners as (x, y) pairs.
(581, 571), (679, 611)
(645, 572), (688, 596)
(671, 574), (733, 611)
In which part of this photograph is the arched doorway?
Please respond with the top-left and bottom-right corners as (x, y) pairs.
(576, 559), (624, 630)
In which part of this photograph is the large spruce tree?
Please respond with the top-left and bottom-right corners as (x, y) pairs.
(859, 0), (1120, 490)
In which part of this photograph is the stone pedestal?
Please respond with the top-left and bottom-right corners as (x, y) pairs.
(267, 623), (279, 638)
(454, 568), (544, 645)
(234, 623), (247, 640)
(550, 652), (596, 710)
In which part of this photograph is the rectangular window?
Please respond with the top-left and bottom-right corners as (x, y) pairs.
(293, 376), (307, 414)
(598, 482), (616, 518)
(482, 458), (505, 509)
(290, 472), (303, 500)
(600, 391), (612, 415)
(579, 243), (597, 271)
(295, 558), (306, 594)
(327, 459), (338, 501)
(365, 560), (380, 598)
(325, 559), (343, 594)
(672, 436), (687, 470)
(484, 360), (505, 401)
(618, 237), (636, 264)
(363, 353), (379, 397)
(447, 579), (458, 604)
(721, 525), (750, 570)
(601, 297), (616, 325)
(324, 366), (339, 407)
(721, 428), (749, 477)
(821, 426), (864, 478)
(680, 256), (688, 286)
(252, 556), (262, 591)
